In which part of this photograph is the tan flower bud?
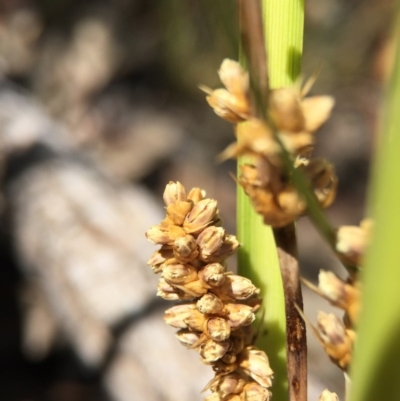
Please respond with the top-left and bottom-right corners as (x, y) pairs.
(204, 317), (231, 342)
(197, 293), (224, 314)
(205, 88), (249, 123)
(213, 275), (260, 301)
(241, 382), (272, 401)
(166, 201), (193, 225)
(209, 235), (240, 263)
(218, 59), (249, 96)
(178, 279), (208, 297)
(187, 187), (206, 204)
(147, 247), (173, 274)
(173, 234), (199, 263)
(302, 95), (335, 133)
(239, 347), (274, 388)
(269, 88), (305, 133)
(316, 311), (353, 370)
(162, 263), (198, 285)
(184, 199), (219, 234)
(157, 278), (193, 301)
(210, 373), (245, 397)
(318, 271), (361, 325)
(146, 224), (187, 245)
(163, 181), (187, 206)
(184, 309), (207, 332)
(199, 339), (230, 363)
(318, 389), (339, 401)
(164, 304), (197, 329)
(223, 303), (255, 329)
(175, 329), (201, 347)
(198, 263), (226, 288)
(197, 226), (226, 262)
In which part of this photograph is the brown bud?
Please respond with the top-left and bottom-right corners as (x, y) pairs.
(241, 382), (272, 401)
(175, 329), (201, 347)
(210, 373), (245, 398)
(198, 263), (226, 288)
(223, 303), (255, 329)
(197, 226), (226, 262)
(164, 304), (197, 329)
(239, 346), (274, 388)
(184, 199), (219, 234)
(162, 263), (198, 285)
(177, 279), (208, 297)
(318, 389), (339, 401)
(166, 201), (193, 225)
(213, 360), (238, 375)
(173, 235), (199, 263)
(209, 235), (240, 262)
(157, 278), (193, 301)
(204, 317), (231, 342)
(221, 351), (237, 365)
(199, 339), (230, 363)
(213, 275), (260, 301)
(163, 181), (187, 206)
(184, 309), (207, 332)
(197, 293), (224, 314)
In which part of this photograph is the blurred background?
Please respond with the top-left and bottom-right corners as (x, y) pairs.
(0, 0), (395, 400)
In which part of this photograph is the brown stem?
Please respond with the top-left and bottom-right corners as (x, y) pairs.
(273, 224), (307, 401)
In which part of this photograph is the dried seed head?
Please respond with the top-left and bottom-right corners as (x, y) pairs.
(242, 382), (272, 401)
(187, 187), (206, 204)
(238, 347), (274, 389)
(205, 317), (232, 342)
(200, 339), (230, 363)
(164, 303), (197, 329)
(198, 263), (226, 288)
(223, 304), (256, 329)
(145, 224), (187, 245)
(197, 293), (224, 314)
(173, 234), (199, 263)
(210, 373), (246, 398)
(165, 201), (193, 225)
(218, 59), (249, 96)
(184, 199), (219, 234)
(175, 329), (201, 347)
(162, 263), (198, 285)
(269, 88), (305, 132)
(318, 389), (339, 401)
(197, 226), (226, 261)
(214, 275), (260, 301)
(163, 181), (187, 206)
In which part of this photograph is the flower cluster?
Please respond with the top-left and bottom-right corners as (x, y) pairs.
(203, 59), (337, 227)
(146, 181), (273, 401)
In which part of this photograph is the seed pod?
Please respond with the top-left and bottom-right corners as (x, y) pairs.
(218, 59), (249, 96)
(162, 263), (198, 285)
(187, 187), (205, 204)
(197, 293), (224, 315)
(197, 226), (226, 262)
(204, 317), (231, 342)
(223, 304), (255, 329)
(239, 346), (274, 389)
(213, 275), (260, 301)
(184, 199), (219, 234)
(177, 279), (208, 297)
(208, 235), (240, 263)
(210, 373), (245, 398)
(173, 234), (199, 263)
(166, 201), (193, 225)
(163, 181), (187, 206)
(198, 263), (226, 288)
(318, 389), (339, 401)
(157, 278), (193, 301)
(301, 95), (335, 133)
(241, 382), (272, 401)
(184, 309), (207, 332)
(175, 329), (201, 347)
(164, 304), (197, 329)
(199, 339), (230, 363)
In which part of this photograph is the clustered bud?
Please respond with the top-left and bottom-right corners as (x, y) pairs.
(203, 59), (337, 227)
(146, 181), (273, 401)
